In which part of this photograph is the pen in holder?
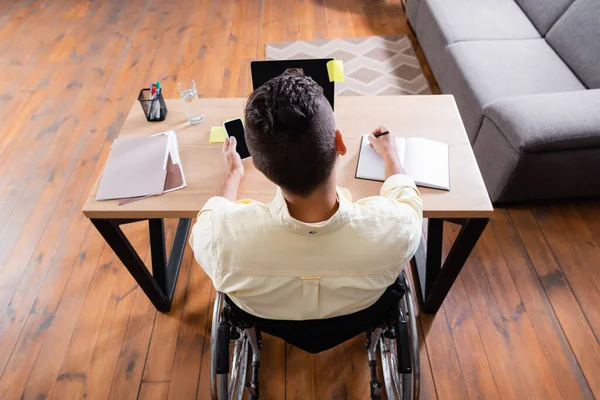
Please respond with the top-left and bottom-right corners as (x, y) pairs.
(138, 88), (167, 122)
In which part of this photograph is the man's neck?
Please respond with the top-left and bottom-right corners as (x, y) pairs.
(283, 180), (339, 223)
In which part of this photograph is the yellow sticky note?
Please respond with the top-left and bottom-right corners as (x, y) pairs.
(209, 126), (227, 143)
(327, 60), (345, 83)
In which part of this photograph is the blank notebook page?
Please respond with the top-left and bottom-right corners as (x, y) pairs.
(356, 135), (405, 181)
(404, 138), (449, 190)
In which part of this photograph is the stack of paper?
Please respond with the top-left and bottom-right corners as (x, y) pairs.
(96, 130), (186, 204)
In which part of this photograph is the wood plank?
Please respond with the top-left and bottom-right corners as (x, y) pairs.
(510, 208), (600, 398)
(492, 209), (594, 399)
(25, 26), (159, 313)
(375, 0), (407, 36)
(441, 279), (500, 399)
(0, 1), (143, 255)
(0, 0), (96, 162)
(285, 0), (300, 42)
(142, 229), (193, 382)
(0, 314), (55, 400)
(256, 0), (273, 59)
(167, 264), (211, 400)
(140, 0), (200, 98)
(79, 254), (141, 400)
(0, 227), (106, 399)
(347, 0), (377, 37)
(0, 0), (63, 147)
(405, 262), (438, 400)
(304, 0), (328, 40)
(579, 202), (600, 245)
(314, 345), (348, 399)
(42, 248), (120, 400)
(236, 0), (263, 97)
(139, 381), (170, 400)
(169, 0), (204, 81)
(456, 232), (533, 400)
(106, 223), (158, 399)
(256, 334), (286, 400)
(0, 0), (149, 328)
(221, 1), (247, 99)
(0, 1), (161, 381)
(41, 223), (146, 400)
(195, 283), (217, 400)
(269, 0), (286, 43)
(0, 39), (149, 383)
(341, 336), (372, 399)
(323, 0), (355, 37)
(196, 0), (238, 99)
(533, 205), (600, 337)
(419, 310), (469, 400)
(0, 142), (113, 380)
(285, 345), (317, 400)
(470, 225), (563, 399)
(438, 222), (499, 400)
(416, 317), (439, 400)
(106, 287), (156, 399)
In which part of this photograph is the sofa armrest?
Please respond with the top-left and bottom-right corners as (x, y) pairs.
(482, 89), (600, 152)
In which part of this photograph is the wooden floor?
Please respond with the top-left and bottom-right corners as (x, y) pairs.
(1, 0), (599, 399)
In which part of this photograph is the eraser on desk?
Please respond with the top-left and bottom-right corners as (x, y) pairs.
(209, 126), (227, 143)
(326, 60), (344, 83)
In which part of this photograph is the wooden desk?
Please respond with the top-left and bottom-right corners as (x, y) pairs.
(82, 96), (493, 312)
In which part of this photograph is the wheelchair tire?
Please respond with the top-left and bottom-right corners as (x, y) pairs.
(380, 271), (420, 400)
(216, 333), (251, 400)
(211, 292), (252, 400)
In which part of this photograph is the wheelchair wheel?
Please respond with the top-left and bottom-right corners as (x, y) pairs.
(210, 292), (252, 400)
(380, 271), (420, 400)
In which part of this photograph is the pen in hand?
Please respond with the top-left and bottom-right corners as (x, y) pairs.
(373, 131), (389, 138)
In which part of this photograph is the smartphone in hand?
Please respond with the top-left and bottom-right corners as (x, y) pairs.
(223, 118), (251, 159)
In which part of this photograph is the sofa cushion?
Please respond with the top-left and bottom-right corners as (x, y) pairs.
(546, 0), (600, 89)
(514, 0), (575, 34)
(442, 39), (585, 141)
(483, 90), (600, 153)
(418, 0), (540, 42)
(414, 0), (540, 87)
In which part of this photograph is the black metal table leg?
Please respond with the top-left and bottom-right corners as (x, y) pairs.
(412, 218), (488, 313)
(91, 217), (191, 312)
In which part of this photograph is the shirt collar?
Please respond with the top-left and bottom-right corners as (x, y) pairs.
(268, 187), (352, 236)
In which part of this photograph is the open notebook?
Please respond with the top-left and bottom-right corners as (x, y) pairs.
(356, 134), (450, 190)
(96, 130), (186, 203)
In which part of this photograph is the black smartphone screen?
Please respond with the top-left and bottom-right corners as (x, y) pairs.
(224, 119), (251, 159)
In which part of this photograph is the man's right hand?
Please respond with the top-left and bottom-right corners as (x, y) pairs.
(223, 136), (245, 178)
(367, 125), (406, 177)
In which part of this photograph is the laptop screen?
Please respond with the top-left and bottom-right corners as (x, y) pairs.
(250, 59), (335, 110)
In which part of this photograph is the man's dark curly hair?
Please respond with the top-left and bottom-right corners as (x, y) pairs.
(244, 70), (337, 197)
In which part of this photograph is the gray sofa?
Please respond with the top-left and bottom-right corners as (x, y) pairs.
(407, 0), (600, 203)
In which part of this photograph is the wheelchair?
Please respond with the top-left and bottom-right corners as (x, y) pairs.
(210, 270), (420, 400)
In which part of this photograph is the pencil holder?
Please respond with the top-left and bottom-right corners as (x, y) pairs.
(138, 88), (168, 122)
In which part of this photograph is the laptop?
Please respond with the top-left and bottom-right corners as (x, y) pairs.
(250, 58), (335, 110)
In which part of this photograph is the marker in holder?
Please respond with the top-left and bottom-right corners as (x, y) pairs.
(138, 88), (167, 122)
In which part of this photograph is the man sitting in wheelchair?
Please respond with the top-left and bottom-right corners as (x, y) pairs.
(190, 70), (423, 400)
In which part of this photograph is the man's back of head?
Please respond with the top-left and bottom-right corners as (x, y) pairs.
(244, 71), (337, 197)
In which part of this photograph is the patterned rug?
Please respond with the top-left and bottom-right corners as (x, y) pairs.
(265, 36), (431, 96)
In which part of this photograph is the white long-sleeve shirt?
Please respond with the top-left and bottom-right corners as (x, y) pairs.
(190, 174), (423, 320)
